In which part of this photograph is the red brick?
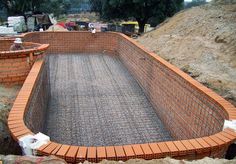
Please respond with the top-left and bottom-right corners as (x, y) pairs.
(157, 142), (169, 156)
(123, 145), (136, 159)
(97, 147), (106, 162)
(42, 142), (59, 155)
(149, 143), (162, 158)
(76, 146), (87, 163)
(132, 144), (144, 158)
(173, 141), (187, 156)
(105, 146), (116, 161)
(65, 146), (79, 163)
(114, 146), (126, 161)
(189, 139), (203, 153)
(56, 145), (70, 159)
(195, 138), (211, 152)
(87, 147), (97, 162)
(202, 137), (218, 151)
(140, 144), (153, 159)
(165, 141), (179, 156)
(37, 142), (52, 155)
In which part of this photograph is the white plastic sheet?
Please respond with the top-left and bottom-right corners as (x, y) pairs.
(223, 120), (236, 132)
(19, 132), (50, 156)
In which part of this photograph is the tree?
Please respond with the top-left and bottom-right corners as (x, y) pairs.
(0, 0), (73, 17)
(89, 0), (103, 13)
(98, 0), (184, 33)
(39, 0), (72, 17)
(0, 0), (45, 15)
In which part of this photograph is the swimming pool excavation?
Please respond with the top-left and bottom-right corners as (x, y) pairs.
(5, 32), (236, 163)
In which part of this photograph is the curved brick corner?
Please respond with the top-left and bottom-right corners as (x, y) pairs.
(7, 32), (236, 163)
(0, 40), (49, 84)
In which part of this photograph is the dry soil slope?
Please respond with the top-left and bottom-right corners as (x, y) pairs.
(137, 2), (236, 106)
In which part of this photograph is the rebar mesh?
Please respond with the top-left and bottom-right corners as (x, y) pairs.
(43, 53), (172, 146)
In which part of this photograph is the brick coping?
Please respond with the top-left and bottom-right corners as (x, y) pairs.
(7, 32), (236, 163)
(0, 42), (49, 58)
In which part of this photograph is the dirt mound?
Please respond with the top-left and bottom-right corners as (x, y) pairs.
(47, 24), (68, 31)
(137, 2), (236, 106)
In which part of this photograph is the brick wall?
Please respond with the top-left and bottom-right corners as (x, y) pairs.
(0, 40), (49, 84)
(23, 32), (40, 44)
(24, 32), (118, 54)
(116, 34), (229, 140)
(24, 58), (50, 133)
(0, 56), (31, 84)
(0, 39), (14, 51)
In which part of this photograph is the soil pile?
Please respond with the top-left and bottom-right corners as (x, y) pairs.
(137, 2), (236, 106)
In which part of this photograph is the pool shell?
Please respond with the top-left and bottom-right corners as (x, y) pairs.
(44, 53), (172, 146)
(6, 32), (236, 163)
(0, 39), (49, 84)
